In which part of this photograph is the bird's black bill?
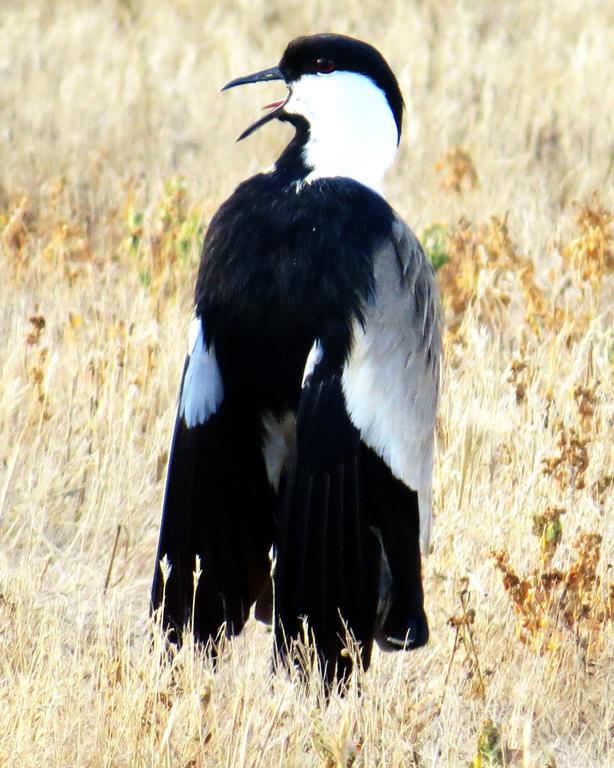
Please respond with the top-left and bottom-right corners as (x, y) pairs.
(222, 66), (287, 142)
(221, 65), (284, 91)
(235, 103), (286, 142)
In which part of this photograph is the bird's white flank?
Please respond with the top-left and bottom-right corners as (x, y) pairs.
(179, 314), (224, 428)
(301, 339), (323, 386)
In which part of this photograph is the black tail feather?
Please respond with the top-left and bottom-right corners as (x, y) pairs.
(360, 445), (428, 651)
(274, 374), (381, 685)
(151, 403), (275, 646)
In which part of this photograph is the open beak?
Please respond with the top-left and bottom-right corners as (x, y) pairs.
(221, 66), (288, 142)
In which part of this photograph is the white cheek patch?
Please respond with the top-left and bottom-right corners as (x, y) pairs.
(285, 71), (399, 193)
(179, 314), (224, 428)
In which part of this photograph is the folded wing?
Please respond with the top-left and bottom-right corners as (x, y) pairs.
(342, 217), (441, 556)
(151, 314), (275, 643)
(274, 218), (441, 679)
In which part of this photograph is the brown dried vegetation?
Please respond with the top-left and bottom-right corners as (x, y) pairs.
(0, 1), (612, 766)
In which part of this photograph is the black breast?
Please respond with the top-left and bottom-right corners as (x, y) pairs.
(195, 171), (394, 414)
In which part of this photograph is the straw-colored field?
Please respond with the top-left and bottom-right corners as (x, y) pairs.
(0, 1), (612, 765)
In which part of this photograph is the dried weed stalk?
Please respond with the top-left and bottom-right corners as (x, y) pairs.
(490, 511), (612, 659)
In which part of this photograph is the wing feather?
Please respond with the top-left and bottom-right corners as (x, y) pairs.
(151, 314), (275, 643)
(274, 349), (381, 683)
(342, 217), (441, 555)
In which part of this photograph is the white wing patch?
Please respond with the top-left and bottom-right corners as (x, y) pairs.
(342, 226), (441, 556)
(301, 339), (323, 386)
(179, 314), (224, 428)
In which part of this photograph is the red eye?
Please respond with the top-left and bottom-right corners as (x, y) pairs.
(315, 58), (336, 74)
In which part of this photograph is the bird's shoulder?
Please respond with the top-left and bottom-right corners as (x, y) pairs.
(195, 172), (397, 306)
(382, 215), (435, 290)
(207, 170), (396, 232)
(370, 214), (439, 330)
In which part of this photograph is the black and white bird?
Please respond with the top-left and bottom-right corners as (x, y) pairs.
(151, 33), (441, 682)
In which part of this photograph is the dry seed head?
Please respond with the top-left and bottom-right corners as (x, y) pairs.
(26, 313), (46, 345)
(435, 145), (479, 193)
(562, 191), (613, 288)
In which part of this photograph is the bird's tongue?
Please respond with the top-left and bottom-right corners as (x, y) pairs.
(263, 99), (286, 110)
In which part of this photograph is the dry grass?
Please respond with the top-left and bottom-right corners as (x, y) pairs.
(0, 1), (613, 765)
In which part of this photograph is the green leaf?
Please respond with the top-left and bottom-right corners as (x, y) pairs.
(422, 223), (449, 271)
(138, 267), (151, 287)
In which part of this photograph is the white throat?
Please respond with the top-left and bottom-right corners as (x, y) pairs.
(285, 71), (399, 194)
